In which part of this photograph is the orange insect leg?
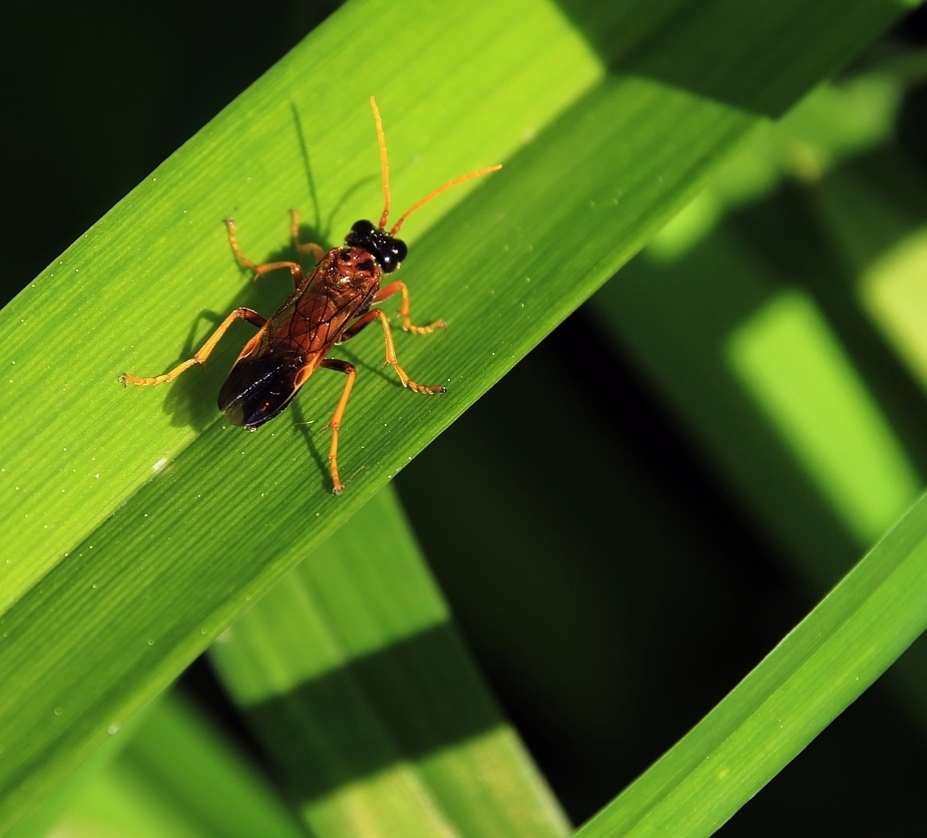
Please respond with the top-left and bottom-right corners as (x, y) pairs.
(375, 280), (446, 335)
(225, 218), (306, 286)
(342, 309), (446, 395)
(288, 209), (325, 263)
(120, 308), (265, 387)
(320, 358), (357, 495)
(322, 304), (445, 492)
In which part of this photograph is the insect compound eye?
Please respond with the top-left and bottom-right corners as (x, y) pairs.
(380, 238), (407, 274)
(348, 219), (376, 239)
(344, 219), (378, 254)
(377, 237), (407, 274)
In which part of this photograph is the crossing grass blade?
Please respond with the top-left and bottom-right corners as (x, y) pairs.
(573, 492), (927, 836)
(209, 485), (570, 837)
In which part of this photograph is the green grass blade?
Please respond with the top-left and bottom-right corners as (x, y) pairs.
(4, 713), (146, 838)
(573, 492), (927, 836)
(815, 142), (927, 399)
(52, 691), (306, 838)
(210, 485), (568, 837)
(0, 0), (911, 830)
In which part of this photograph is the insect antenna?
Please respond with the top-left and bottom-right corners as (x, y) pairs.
(368, 95), (501, 236)
(371, 96), (393, 231)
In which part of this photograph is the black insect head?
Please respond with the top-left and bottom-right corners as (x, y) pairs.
(345, 220), (408, 273)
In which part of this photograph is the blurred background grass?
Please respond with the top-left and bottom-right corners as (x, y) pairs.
(5, 1), (927, 835)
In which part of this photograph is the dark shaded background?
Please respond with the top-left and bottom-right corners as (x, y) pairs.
(5, 1), (927, 834)
(1, 0), (336, 308)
